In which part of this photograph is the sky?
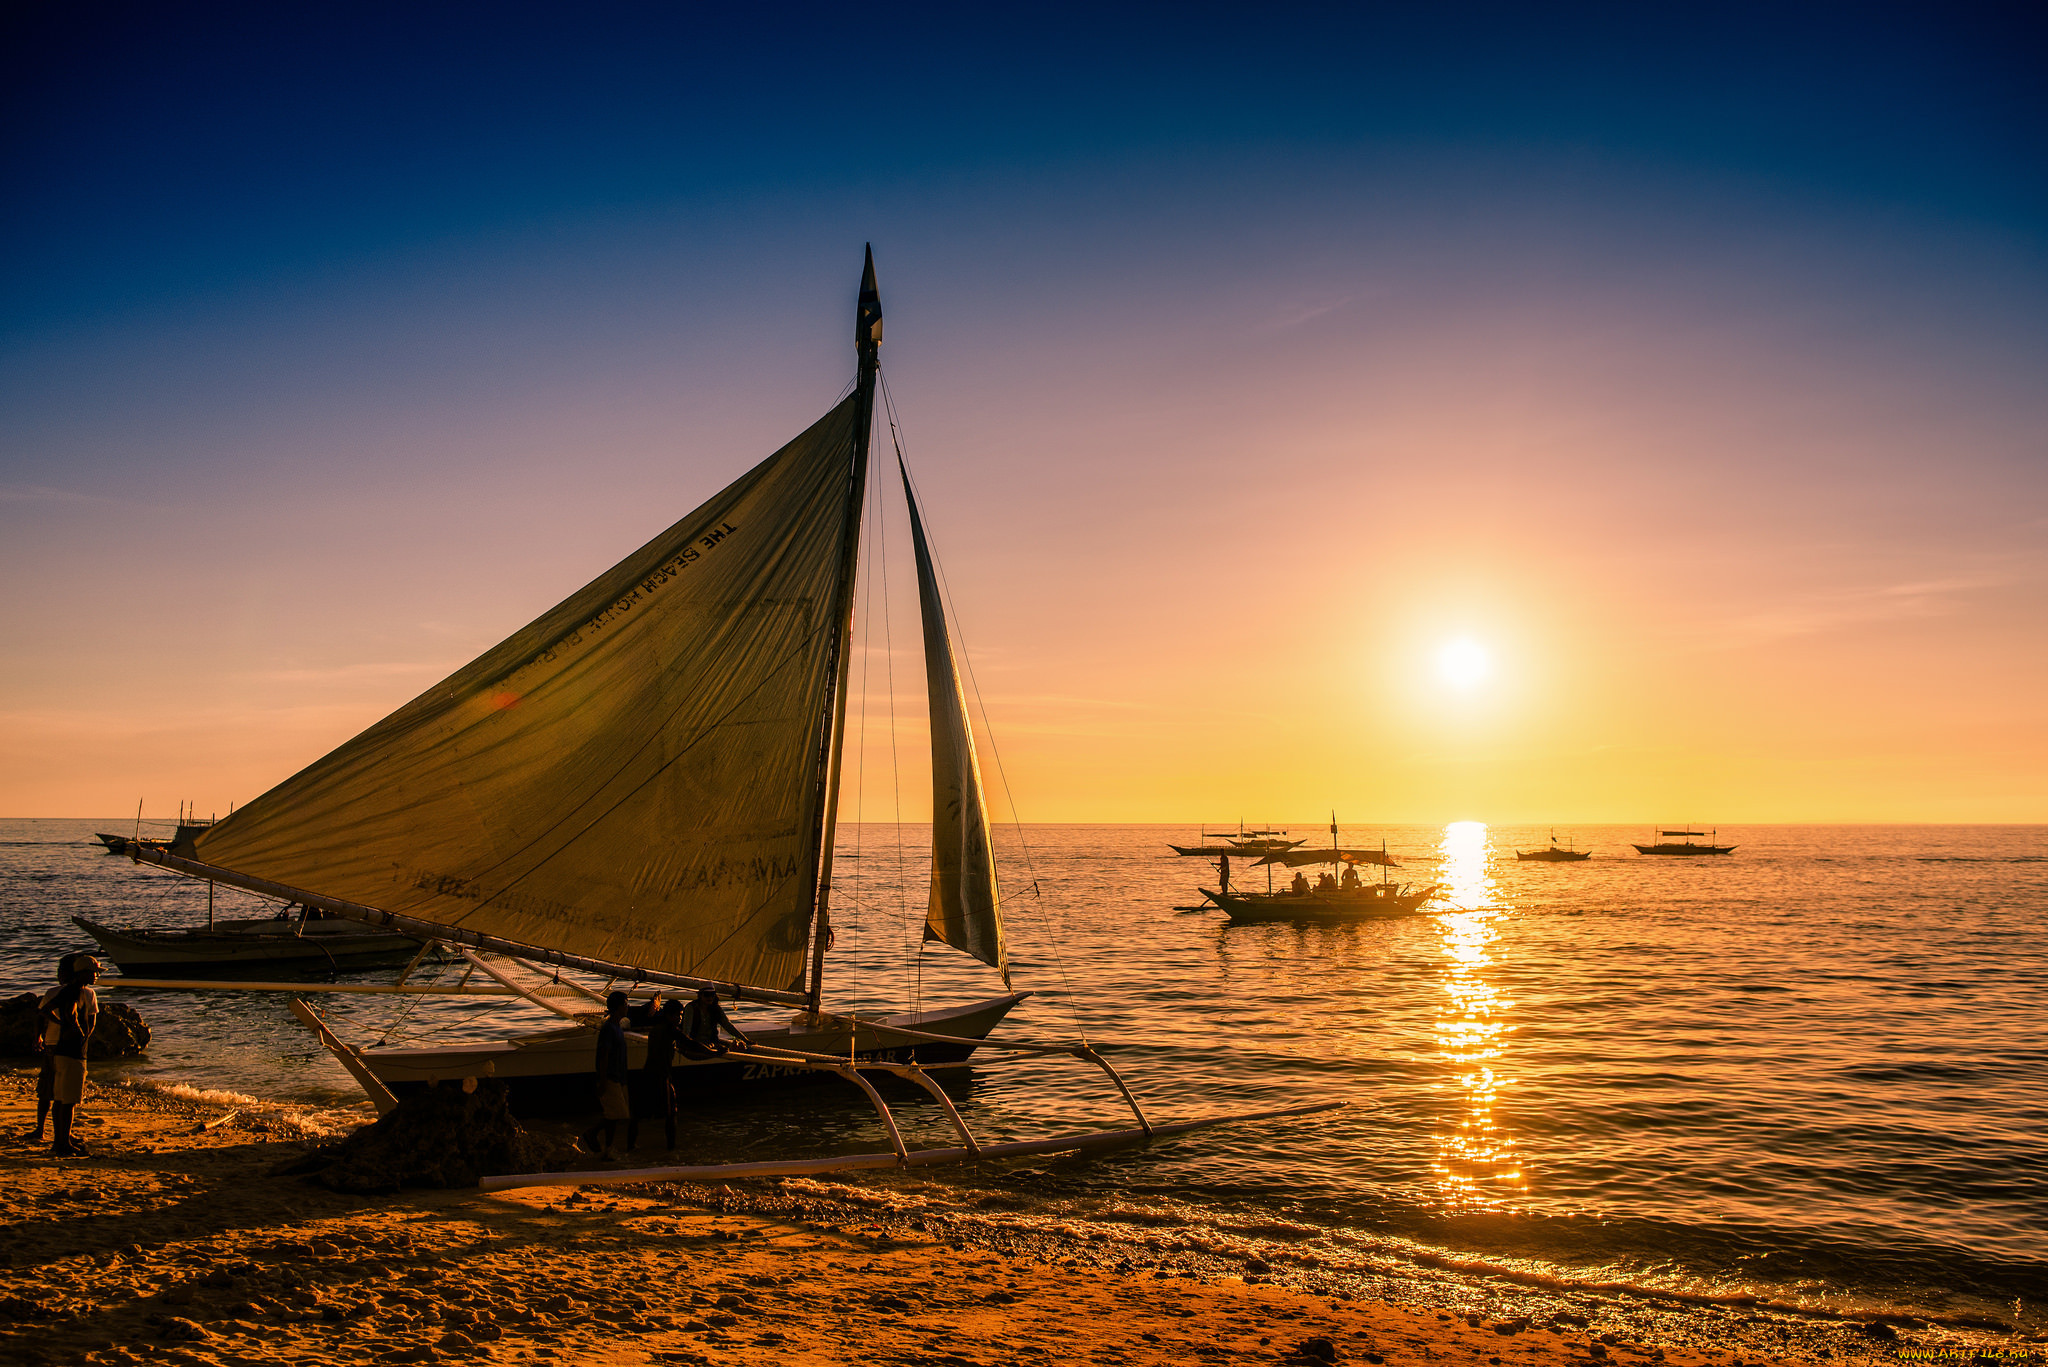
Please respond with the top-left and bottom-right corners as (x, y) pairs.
(3, 1), (2044, 823)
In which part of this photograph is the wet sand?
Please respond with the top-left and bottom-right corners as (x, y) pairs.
(0, 1071), (1939, 1366)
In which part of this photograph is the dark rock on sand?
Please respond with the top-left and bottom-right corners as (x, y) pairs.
(286, 1080), (567, 1194)
(0, 994), (151, 1060)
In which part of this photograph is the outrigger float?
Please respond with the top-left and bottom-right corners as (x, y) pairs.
(115, 251), (1342, 1181)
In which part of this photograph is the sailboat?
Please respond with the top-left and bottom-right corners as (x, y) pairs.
(126, 252), (1334, 1171)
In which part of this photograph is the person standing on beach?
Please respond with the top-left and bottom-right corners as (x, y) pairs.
(593, 991), (632, 1161)
(28, 953), (81, 1143)
(40, 954), (100, 1158)
(629, 996), (684, 1154)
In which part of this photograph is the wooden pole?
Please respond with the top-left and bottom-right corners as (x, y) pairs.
(802, 245), (884, 1020)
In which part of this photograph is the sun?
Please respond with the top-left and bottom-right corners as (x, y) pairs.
(1438, 638), (1492, 693)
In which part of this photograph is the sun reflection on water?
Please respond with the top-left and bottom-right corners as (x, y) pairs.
(1432, 820), (1524, 1207)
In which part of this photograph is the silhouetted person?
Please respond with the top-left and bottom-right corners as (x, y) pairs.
(41, 954), (100, 1157)
(1316, 870), (1337, 893)
(679, 987), (752, 1059)
(29, 953), (81, 1143)
(630, 996), (684, 1153)
(1340, 863), (1361, 890)
(1289, 871), (1310, 896)
(593, 990), (632, 1160)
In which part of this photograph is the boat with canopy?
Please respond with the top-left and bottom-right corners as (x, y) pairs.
(1167, 823), (1304, 857)
(1633, 827), (1736, 856)
(123, 250), (1338, 1176)
(1196, 815), (1437, 924)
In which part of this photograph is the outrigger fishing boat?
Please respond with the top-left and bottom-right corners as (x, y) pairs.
(1167, 823), (1304, 857)
(1198, 817), (1436, 924)
(1633, 827), (1736, 856)
(122, 251), (1334, 1182)
(1516, 832), (1591, 862)
(72, 907), (424, 973)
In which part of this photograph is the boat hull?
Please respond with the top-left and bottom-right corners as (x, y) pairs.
(95, 832), (169, 856)
(361, 991), (1033, 1117)
(1516, 849), (1591, 861)
(72, 915), (426, 973)
(1202, 887), (1437, 924)
(1631, 844), (1736, 856)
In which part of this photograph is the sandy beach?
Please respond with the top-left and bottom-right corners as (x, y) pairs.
(1, 1071), (1971, 1367)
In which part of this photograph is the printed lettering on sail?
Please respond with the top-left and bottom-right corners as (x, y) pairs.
(900, 461), (1009, 984)
(195, 397), (862, 992)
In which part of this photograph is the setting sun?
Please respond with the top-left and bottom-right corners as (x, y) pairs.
(1438, 638), (1493, 694)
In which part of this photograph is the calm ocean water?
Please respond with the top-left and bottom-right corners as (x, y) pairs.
(4, 819), (2043, 1327)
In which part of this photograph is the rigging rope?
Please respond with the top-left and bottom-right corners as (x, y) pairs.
(877, 367), (1090, 1045)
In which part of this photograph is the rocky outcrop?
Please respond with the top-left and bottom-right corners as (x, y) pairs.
(0, 992), (151, 1060)
(282, 1080), (568, 1194)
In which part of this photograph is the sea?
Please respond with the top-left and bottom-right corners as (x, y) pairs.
(4, 819), (2043, 1335)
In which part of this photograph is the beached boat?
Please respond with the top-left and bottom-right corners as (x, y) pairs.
(1517, 833), (1591, 862)
(72, 910), (425, 973)
(127, 252), (1333, 1170)
(1633, 827), (1736, 856)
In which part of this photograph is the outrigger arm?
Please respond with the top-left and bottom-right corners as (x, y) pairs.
(481, 1100), (1346, 1192)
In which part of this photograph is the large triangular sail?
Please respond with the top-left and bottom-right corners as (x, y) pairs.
(900, 460), (1008, 984)
(194, 396), (867, 996)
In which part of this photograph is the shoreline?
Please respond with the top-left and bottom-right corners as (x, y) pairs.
(5, 1071), (2021, 1367)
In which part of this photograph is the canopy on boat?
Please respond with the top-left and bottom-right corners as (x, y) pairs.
(1251, 848), (1400, 868)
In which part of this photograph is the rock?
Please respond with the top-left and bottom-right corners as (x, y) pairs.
(0, 1296), (56, 1322)
(296, 1081), (570, 1194)
(157, 1318), (211, 1343)
(1245, 1257), (1273, 1275)
(437, 1332), (473, 1349)
(1494, 1318), (1532, 1336)
(1861, 1322), (1899, 1341)
(0, 993), (151, 1059)
(1297, 1338), (1338, 1362)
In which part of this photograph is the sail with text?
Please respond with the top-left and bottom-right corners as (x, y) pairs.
(901, 459), (1008, 984)
(194, 398), (864, 996)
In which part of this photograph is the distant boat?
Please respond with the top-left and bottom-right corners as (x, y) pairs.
(1633, 827), (1736, 856)
(1199, 815), (1437, 924)
(1517, 832), (1591, 862)
(96, 807), (218, 856)
(1168, 822), (1305, 857)
(73, 909), (426, 973)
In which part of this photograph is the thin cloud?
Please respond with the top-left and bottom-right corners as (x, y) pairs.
(1717, 568), (2024, 647)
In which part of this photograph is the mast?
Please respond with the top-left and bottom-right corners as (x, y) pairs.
(802, 246), (883, 1016)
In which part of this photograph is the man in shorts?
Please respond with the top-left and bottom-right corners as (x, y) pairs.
(41, 954), (100, 1158)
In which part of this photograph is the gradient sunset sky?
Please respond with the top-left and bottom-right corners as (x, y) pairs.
(4, 3), (2043, 823)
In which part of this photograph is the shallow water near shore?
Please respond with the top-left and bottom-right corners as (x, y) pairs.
(4, 819), (2043, 1332)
